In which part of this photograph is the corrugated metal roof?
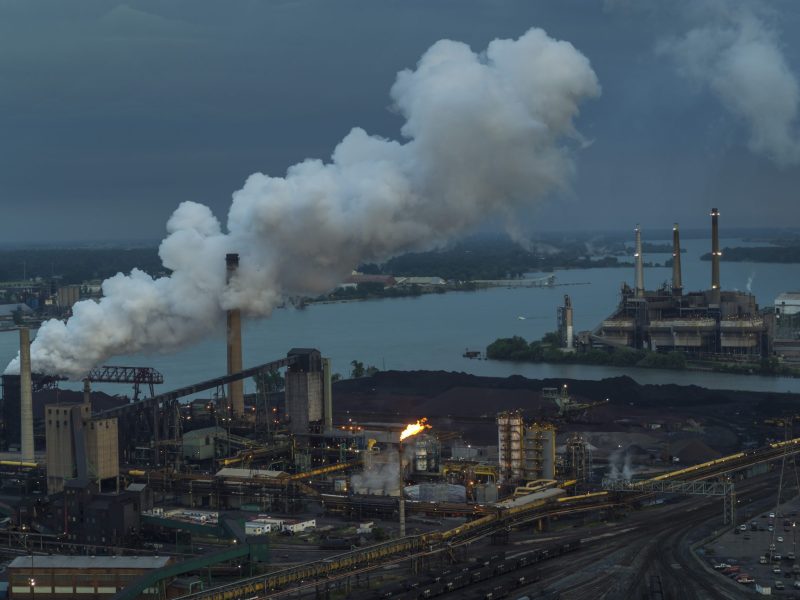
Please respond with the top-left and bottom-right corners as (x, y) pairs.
(9, 555), (171, 569)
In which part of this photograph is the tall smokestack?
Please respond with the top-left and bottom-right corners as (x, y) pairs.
(226, 253), (244, 418)
(672, 223), (683, 296)
(19, 328), (34, 463)
(634, 225), (644, 297)
(564, 295), (574, 350)
(83, 379), (91, 405)
(710, 208), (721, 304)
(398, 444), (406, 537)
(322, 357), (333, 432)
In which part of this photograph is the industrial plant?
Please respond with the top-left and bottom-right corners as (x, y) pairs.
(0, 245), (795, 599)
(593, 209), (770, 358)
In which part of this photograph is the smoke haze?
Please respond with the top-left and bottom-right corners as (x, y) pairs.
(658, 2), (800, 166)
(5, 27), (599, 378)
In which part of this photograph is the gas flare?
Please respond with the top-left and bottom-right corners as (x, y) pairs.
(400, 418), (431, 441)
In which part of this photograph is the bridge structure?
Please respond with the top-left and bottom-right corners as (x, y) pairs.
(602, 478), (737, 525)
(86, 365), (164, 401)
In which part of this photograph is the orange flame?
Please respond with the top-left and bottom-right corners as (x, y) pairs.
(400, 418), (431, 441)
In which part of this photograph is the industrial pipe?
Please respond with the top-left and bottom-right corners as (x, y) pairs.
(322, 357), (333, 432)
(710, 208), (721, 304)
(225, 253), (244, 418)
(634, 225), (644, 297)
(398, 443), (406, 537)
(672, 223), (682, 296)
(19, 328), (34, 463)
(564, 295), (574, 350)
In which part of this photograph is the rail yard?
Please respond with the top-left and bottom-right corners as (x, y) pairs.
(0, 237), (798, 599)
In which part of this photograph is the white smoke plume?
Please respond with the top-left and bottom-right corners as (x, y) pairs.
(5, 27), (599, 378)
(658, 2), (800, 166)
(607, 446), (634, 482)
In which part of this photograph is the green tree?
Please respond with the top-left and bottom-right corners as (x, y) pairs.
(541, 331), (562, 346)
(350, 360), (365, 378)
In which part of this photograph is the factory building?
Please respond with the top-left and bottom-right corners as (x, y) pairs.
(497, 411), (556, 483)
(7, 555), (172, 598)
(45, 402), (119, 493)
(773, 292), (800, 363)
(595, 211), (768, 357)
(284, 348), (330, 435)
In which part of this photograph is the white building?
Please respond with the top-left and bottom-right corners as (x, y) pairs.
(282, 519), (316, 534)
(776, 292), (800, 316)
(245, 521), (272, 536)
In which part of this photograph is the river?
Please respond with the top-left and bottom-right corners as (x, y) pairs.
(1, 237), (799, 396)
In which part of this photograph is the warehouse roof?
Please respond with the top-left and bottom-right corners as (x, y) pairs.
(9, 555), (171, 570)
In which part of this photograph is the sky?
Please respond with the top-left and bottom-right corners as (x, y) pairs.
(1, 0), (799, 244)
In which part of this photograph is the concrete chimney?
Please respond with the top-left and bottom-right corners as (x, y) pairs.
(225, 253), (244, 418)
(83, 379), (91, 405)
(710, 208), (721, 304)
(634, 225), (645, 297)
(398, 445), (406, 537)
(322, 357), (333, 432)
(564, 295), (574, 350)
(672, 223), (683, 296)
(19, 328), (34, 463)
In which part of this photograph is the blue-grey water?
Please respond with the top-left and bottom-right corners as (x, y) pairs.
(1, 237), (799, 396)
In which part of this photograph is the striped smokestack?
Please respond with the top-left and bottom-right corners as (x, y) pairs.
(19, 328), (34, 463)
(672, 223), (682, 296)
(634, 225), (644, 297)
(226, 253), (244, 418)
(710, 208), (721, 304)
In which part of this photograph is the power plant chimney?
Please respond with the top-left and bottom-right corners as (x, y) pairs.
(225, 253), (244, 418)
(634, 224), (645, 297)
(564, 295), (574, 350)
(672, 223), (682, 296)
(83, 379), (91, 405)
(710, 208), (721, 305)
(19, 328), (34, 463)
(398, 445), (406, 537)
(322, 357), (333, 432)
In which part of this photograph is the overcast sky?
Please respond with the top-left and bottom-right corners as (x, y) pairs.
(1, 0), (799, 244)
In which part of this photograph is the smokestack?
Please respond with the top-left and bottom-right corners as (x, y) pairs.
(19, 328), (34, 463)
(564, 295), (574, 350)
(322, 357), (333, 432)
(672, 223), (682, 296)
(398, 444), (406, 537)
(226, 253), (244, 418)
(710, 208), (721, 304)
(634, 225), (644, 297)
(83, 379), (91, 405)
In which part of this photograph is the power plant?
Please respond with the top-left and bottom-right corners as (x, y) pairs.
(594, 209), (769, 356)
(0, 241), (792, 599)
